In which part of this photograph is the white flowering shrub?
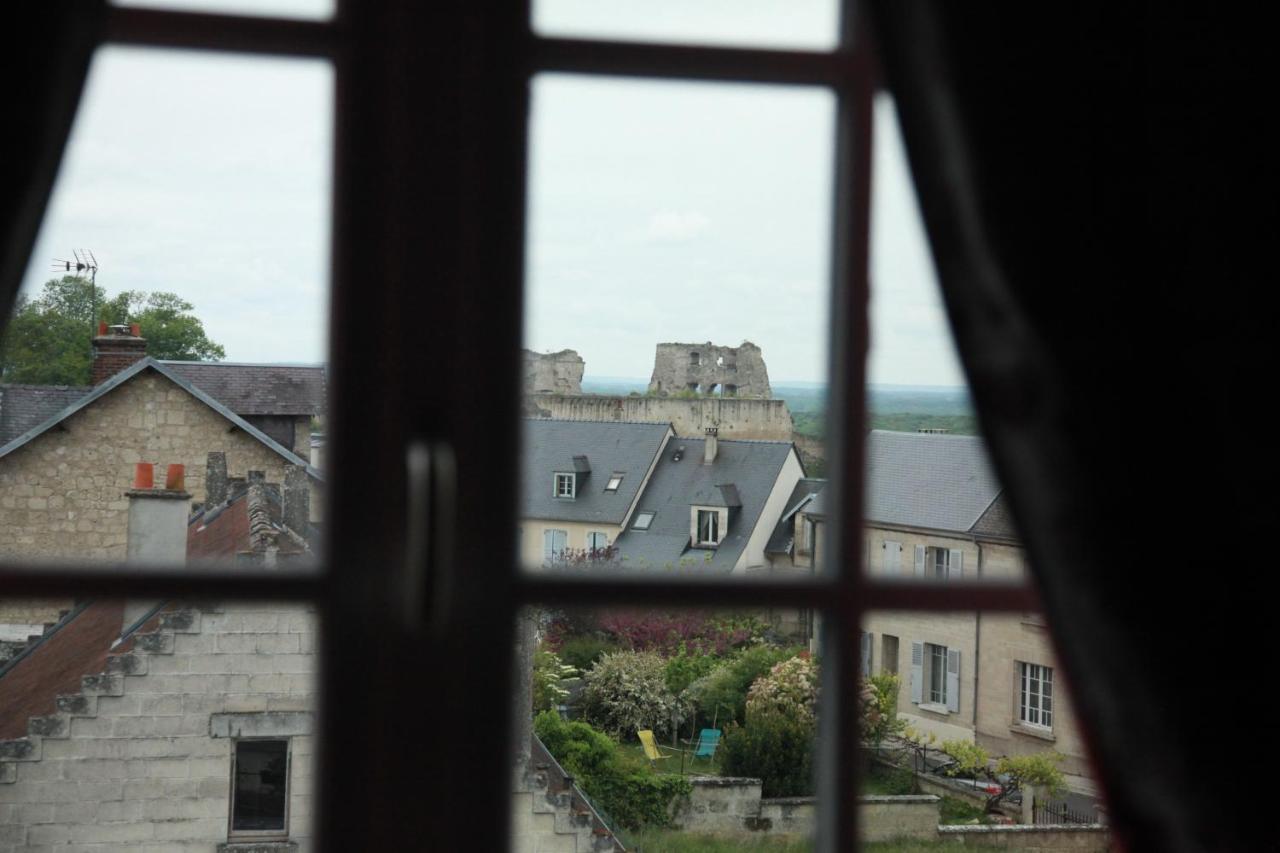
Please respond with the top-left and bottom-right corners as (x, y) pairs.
(580, 650), (680, 738)
(745, 654), (819, 726)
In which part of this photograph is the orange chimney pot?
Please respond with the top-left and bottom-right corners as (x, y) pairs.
(134, 462), (154, 489)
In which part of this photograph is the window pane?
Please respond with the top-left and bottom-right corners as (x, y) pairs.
(534, 0), (839, 51)
(863, 94), (1029, 588)
(520, 74), (835, 581)
(864, 610), (1108, 833)
(1, 47), (331, 572)
(112, 0), (334, 20)
(0, 597), (319, 846)
(512, 606), (821, 851)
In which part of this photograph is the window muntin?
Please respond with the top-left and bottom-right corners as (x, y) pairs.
(554, 472), (576, 498)
(230, 738), (290, 837)
(1020, 662), (1054, 729)
(927, 642), (947, 705)
(695, 508), (720, 546)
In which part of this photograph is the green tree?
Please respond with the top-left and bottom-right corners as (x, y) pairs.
(936, 738), (1067, 814)
(0, 276), (225, 385)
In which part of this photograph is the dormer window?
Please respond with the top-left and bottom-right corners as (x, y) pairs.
(693, 507), (725, 547)
(605, 472), (623, 492)
(554, 473), (575, 499)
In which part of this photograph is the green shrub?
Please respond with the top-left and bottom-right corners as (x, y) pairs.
(746, 655), (818, 726)
(720, 715), (815, 797)
(557, 635), (619, 672)
(581, 650), (679, 739)
(534, 711), (691, 831)
(664, 643), (721, 696)
(532, 648), (578, 712)
(685, 645), (796, 726)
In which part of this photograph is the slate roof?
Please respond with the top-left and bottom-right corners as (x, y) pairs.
(612, 437), (795, 573)
(521, 419), (672, 525)
(863, 430), (1002, 533)
(162, 361), (325, 416)
(0, 358), (321, 480)
(0, 384), (92, 446)
(765, 478), (827, 556)
(969, 492), (1019, 541)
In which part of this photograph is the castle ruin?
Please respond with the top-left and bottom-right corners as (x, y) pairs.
(523, 349), (585, 395)
(647, 341), (772, 398)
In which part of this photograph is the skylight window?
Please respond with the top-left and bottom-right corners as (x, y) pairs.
(632, 511), (655, 530)
(605, 472), (624, 492)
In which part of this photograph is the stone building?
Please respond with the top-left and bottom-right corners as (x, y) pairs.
(0, 469), (318, 851)
(647, 341), (772, 399)
(522, 349), (584, 395)
(765, 431), (1091, 780)
(0, 353), (324, 639)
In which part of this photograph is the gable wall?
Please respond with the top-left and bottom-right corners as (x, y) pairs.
(0, 372), (318, 562)
(0, 602), (317, 851)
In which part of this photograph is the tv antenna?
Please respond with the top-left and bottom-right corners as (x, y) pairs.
(51, 250), (101, 357)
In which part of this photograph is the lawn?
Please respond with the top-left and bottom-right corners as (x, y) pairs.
(626, 834), (968, 852)
(616, 737), (726, 777)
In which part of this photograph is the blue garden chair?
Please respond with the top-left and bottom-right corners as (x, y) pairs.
(688, 728), (721, 766)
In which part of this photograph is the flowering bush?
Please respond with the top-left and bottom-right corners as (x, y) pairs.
(580, 650), (680, 738)
(684, 644), (796, 725)
(745, 654), (819, 726)
(532, 647), (578, 713)
(596, 610), (763, 656)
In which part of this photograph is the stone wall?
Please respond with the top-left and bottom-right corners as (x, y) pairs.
(0, 601), (317, 851)
(0, 370), (321, 562)
(524, 395), (793, 441)
(937, 824), (1111, 850)
(672, 776), (763, 833)
(648, 341), (772, 398)
(524, 350), (585, 395)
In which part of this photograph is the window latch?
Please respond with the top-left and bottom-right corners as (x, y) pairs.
(403, 440), (457, 635)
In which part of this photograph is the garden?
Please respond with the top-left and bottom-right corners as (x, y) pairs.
(529, 608), (1067, 845)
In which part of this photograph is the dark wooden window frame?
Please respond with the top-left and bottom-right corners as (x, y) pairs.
(0, 2), (1044, 850)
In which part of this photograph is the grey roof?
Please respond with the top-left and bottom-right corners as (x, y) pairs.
(765, 478), (827, 555)
(613, 437), (795, 573)
(0, 384), (91, 446)
(864, 430), (1001, 533)
(521, 419), (671, 525)
(162, 361), (326, 416)
(969, 492), (1019, 541)
(0, 358), (321, 480)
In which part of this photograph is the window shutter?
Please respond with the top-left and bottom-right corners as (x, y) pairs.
(543, 529), (554, 562)
(910, 642), (924, 704)
(914, 545), (926, 578)
(946, 649), (961, 713)
(885, 541), (901, 576)
(860, 632), (873, 676)
(949, 548), (964, 579)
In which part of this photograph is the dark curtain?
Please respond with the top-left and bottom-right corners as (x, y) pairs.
(869, 3), (1267, 851)
(0, 0), (104, 321)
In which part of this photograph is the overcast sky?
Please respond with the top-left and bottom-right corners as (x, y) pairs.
(19, 1), (966, 387)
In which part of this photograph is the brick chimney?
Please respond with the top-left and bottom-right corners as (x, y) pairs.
(91, 321), (147, 385)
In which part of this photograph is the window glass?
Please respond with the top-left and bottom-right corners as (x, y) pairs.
(514, 605), (820, 849)
(1, 47), (332, 571)
(0, 596), (319, 845)
(864, 610), (1103, 828)
(520, 74), (835, 579)
(534, 0), (839, 51)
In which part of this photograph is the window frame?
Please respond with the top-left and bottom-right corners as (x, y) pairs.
(1018, 661), (1054, 731)
(228, 737), (292, 843)
(0, 3), (1049, 851)
(694, 507), (721, 546)
(553, 472), (575, 499)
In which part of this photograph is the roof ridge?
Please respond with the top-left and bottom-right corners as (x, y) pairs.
(523, 417), (674, 427)
(160, 360), (326, 369)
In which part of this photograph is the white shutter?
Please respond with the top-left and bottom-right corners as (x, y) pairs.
(884, 541), (902, 576)
(860, 632), (873, 676)
(543, 530), (554, 563)
(910, 642), (924, 704)
(914, 545), (926, 578)
(949, 549), (964, 579)
(946, 649), (961, 713)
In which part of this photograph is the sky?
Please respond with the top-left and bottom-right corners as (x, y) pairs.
(19, 0), (966, 387)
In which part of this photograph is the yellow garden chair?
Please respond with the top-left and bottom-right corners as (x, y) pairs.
(637, 729), (680, 769)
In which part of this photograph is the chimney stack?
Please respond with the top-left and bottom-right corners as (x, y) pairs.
(91, 323), (147, 385)
(125, 462), (191, 565)
(704, 427), (719, 464)
(205, 452), (229, 506)
(283, 465), (310, 537)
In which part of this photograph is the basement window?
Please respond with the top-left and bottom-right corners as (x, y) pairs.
(230, 739), (290, 839)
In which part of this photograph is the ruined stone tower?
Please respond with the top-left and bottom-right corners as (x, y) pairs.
(647, 341), (772, 398)
(523, 349), (585, 395)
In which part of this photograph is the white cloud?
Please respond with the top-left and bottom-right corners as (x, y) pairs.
(641, 210), (711, 243)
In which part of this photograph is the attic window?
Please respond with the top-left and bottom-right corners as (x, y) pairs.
(553, 473), (575, 499)
(605, 472), (623, 492)
(632, 511), (655, 530)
